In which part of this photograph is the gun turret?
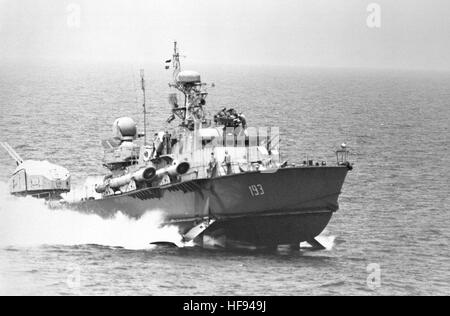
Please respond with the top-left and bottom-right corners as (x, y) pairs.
(1, 142), (71, 199)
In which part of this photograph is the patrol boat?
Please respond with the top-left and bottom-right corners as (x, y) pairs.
(65, 42), (353, 249)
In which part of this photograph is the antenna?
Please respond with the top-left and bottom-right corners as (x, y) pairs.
(164, 41), (182, 78)
(140, 69), (147, 145)
(172, 41), (181, 80)
(0, 142), (24, 165)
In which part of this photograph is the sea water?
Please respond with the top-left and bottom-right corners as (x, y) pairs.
(0, 62), (449, 295)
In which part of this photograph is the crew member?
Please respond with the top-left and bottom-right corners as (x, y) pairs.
(223, 150), (232, 175)
(238, 113), (247, 129)
(163, 131), (171, 154)
(208, 152), (218, 178)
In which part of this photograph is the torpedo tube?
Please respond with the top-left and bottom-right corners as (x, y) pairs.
(95, 165), (157, 193)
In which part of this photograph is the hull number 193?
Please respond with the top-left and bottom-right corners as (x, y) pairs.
(249, 184), (265, 197)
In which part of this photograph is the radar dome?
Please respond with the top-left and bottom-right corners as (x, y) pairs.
(176, 70), (201, 84)
(112, 117), (137, 141)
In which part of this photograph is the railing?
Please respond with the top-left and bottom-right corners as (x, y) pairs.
(184, 160), (282, 180)
(336, 147), (349, 165)
(103, 145), (141, 166)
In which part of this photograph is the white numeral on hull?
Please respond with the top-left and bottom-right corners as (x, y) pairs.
(249, 184), (265, 197)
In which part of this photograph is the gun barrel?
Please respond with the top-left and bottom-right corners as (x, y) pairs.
(0, 142), (24, 165)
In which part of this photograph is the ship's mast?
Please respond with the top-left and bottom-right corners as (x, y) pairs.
(140, 69), (147, 145)
(167, 41), (208, 129)
(169, 41), (187, 123)
(172, 41), (181, 81)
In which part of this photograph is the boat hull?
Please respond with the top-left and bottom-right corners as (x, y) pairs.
(70, 166), (349, 247)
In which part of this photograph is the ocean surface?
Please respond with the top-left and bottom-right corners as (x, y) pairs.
(0, 61), (449, 295)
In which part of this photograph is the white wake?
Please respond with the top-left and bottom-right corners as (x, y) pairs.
(0, 182), (182, 250)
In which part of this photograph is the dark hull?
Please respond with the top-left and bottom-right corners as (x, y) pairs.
(70, 166), (349, 247)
